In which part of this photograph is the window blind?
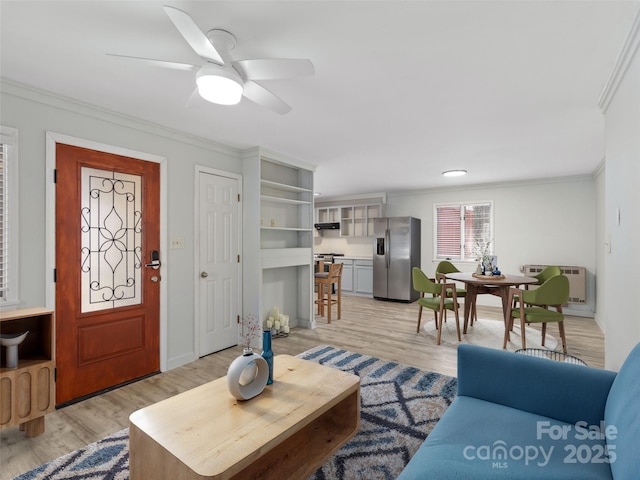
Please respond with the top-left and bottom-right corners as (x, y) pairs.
(436, 205), (461, 259)
(435, 202), (493, 261)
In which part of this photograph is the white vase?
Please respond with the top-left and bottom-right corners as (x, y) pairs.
(0, 331), (29, 369)
(226, 348), (269, 400)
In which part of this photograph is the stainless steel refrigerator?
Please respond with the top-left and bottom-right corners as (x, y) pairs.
(373, 217), (421, 302)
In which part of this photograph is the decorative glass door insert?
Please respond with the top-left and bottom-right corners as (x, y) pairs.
(80, 167), (142, 312)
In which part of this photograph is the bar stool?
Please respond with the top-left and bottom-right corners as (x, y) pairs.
(314, 262), (343, 323)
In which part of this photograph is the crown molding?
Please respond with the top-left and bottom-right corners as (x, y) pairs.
(388, 174), (594, 198)
(0, 79), (241, 157)
(240, 146), (316, 172)
(592, 158), (606, 179)
(598, 8), (640, 112)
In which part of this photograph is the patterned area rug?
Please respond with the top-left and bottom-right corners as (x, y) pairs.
(300, 345), (456, 480)
(13, 345), (456, 480)
(13, 429), (129, 480)
(421, 316), (558, 351)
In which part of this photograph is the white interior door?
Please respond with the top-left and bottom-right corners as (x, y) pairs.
(198, 171), (240, 356)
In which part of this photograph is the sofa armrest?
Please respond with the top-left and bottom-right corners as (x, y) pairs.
(457, 344), (617, 426)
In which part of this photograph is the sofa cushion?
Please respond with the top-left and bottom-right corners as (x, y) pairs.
(457, 344), (616, 426)
(398, 396), (614, 480)
(605, 343), (640, 479)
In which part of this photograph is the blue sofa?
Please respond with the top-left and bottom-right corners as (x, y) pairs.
(398, 343), (640, 479)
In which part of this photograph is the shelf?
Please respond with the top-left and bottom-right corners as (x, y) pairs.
(0, 356), (50, 374)
(261, 248), (312, 269)
(260, 179), (312, 194)
(261, 195), (311, 205)
(261, 227), (311, 232)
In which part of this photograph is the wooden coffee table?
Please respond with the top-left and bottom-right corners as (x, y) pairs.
(129, 354), (360, 480)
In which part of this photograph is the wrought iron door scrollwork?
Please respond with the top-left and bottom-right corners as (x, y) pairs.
(80, 169), (143, 311)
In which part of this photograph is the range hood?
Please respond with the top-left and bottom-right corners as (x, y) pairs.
(314, 222), (340, 230)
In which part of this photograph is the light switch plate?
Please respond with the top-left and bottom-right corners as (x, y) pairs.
(170, 237), (185, 249)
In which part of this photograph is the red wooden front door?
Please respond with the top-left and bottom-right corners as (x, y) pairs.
(55, 143), (160, 405)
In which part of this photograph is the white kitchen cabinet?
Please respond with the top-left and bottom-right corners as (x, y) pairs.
(315, 201), (383, 237)
(340, 203), (383, 237)
(243, 148), (315, 329)
(335, 258), (372, 296)
(314, 206), (340, 237)
(316, 207), (340, 223)
(354, 259), (373, 294)
(335, 259), (354, 292)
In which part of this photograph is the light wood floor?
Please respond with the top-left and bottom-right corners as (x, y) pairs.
(0, 295), (605, 479)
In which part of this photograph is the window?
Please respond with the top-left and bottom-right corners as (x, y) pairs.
(0, 126), (18, 307)
(434, 202), (493, 261)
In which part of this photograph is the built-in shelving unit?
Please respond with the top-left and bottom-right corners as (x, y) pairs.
(0, 307), (55, 437)
(243, 148), (315, 330)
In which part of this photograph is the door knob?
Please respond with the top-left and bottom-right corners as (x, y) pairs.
(200, 271), (208, 278)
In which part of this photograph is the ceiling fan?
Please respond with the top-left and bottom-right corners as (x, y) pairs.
(108, 6), (314, 114)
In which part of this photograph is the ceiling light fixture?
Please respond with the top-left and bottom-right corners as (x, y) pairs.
(442, 169), (467, 177)
(196, 63), (243, 105)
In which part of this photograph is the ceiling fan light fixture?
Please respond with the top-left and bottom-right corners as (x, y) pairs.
(196, 64), (243, 105)
(442, 169), (467, 177)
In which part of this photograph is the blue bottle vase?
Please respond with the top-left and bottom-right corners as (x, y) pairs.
(262, 330), (274, 385)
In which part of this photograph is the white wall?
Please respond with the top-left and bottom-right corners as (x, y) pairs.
(385, 179), (596, 316)
(601, 14), (640, 370)
(1, 82), (242, 370)
(313, 234), (374, 257)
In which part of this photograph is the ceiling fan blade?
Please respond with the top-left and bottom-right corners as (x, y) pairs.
(242, 81), (292, 115)
(186, 87), (203, 108)
(107, 53), (199, 72)
(163, 6), (224, 65)
(234, 59), (314, 80)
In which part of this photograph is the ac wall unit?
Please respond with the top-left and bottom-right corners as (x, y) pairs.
(523, 265), (586, 304)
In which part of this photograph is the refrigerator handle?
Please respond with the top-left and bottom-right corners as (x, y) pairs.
(385, 229), (390, 269)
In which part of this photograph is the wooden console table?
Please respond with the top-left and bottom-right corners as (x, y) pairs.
(0, 307), (55, 437)
(129, 354), (360, 480)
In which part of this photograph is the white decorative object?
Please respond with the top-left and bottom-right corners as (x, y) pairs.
(226, 348), (269, 400)
(0, 331), (29, 369)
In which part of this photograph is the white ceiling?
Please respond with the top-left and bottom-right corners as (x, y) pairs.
(1, 1), (639, 198)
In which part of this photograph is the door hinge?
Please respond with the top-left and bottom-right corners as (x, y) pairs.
(53, 268), (57, 283)
(237, 193), (240, 202)
(53, 169), (57, 183)
(237, 254), (240, 263)
(237, 315), (240, 324)
(54, 368), (57, 382)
